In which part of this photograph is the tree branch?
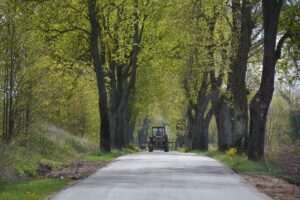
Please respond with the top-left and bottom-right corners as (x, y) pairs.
(275, 32), (290, 60)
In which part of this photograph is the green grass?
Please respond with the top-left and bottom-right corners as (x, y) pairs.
(84, 148), (139, 162)
(0, 125), (140, 200)
(0, 178), (69, 200)
(198, 150), (300, 184)
(194, 150), (283, 176)
(1, 128), (98, 178)
(0, 148), (138, 200)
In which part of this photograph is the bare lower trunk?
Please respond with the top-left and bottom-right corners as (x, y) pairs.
(191, 124), (202, 150)
(127, 121), (135, 144)
(187, 106), (212, 151)
(186, 107), (194, 151)
(176, 136), (185, 149)
(232, 101), (248, 150)
(113, 106), (131, 148)
(127, 106), (136, 144)
(215, 99), (234, 151)
(248, 94), (269, 159)
(99, 102), (111, 152)
(114, 113), (124, 149)
(122, 107), (130, 146)
(192, 125), (209, 150)
(109, 112), (116, 147)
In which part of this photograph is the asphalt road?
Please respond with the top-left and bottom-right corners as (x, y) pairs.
(51, 152), (272, 200)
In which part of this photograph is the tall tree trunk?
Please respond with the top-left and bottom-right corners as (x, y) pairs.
(87, 0), (111, 152)
(109, 62), (117, 148)
(185, 51), (218, 151)
(230, 0), (254, 151)
(248, 0), (287, 160)
(8, 47), (15, 141)
(186, 88), (216, 151)
(2, 9), (17, 142)
(112, 62), (123, 148)
(3, 60), (8, 142)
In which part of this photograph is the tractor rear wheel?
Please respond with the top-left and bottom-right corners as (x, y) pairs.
(149, 146), (153, 152)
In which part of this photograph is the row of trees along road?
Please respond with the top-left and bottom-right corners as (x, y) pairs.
(160, 0), (299, 160)
(0, 0), (299, 161)
(0, 0), (166, 152)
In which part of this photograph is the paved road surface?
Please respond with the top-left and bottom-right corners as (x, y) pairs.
(52, 152), (272, 200)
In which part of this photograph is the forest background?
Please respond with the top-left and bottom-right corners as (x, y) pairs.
(0, 0), (299, 185)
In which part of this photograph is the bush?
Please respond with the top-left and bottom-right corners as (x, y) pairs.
(126, 143), (139, 151)
(226, 148), (237, 158)
(1, 124), (98, 181)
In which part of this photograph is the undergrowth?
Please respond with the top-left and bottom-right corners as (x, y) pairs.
(0, 124), (120, 181)
(84, 146), (139, 162)
(193, 149), (299, 184)
(0, 124), (139, 200)
(0, 178), (69, 200)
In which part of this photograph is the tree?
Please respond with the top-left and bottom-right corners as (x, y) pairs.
(87, 0), (111, 152)
(33, 0), (154, 150)
(181, 0), (226, 150)
(0, 0), (38, 142)
(229, 0), (255, 151)
(101, 0), (148, 148)
(248, 0), (289, 160)
(214, 0), (257, 152)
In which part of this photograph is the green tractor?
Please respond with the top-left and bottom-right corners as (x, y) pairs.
(148, 127), (169, 152)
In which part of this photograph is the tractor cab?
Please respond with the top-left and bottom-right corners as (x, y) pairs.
(148, 126), (169, 152)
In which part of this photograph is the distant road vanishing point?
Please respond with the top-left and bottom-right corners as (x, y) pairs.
(51, 152), (272, 200)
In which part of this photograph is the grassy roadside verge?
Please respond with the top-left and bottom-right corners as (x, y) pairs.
(193, 150), (300, 199)
(0, 179), (69, 200)
(84, 148), (138, 162)
(193, 150), (298, 183)
(0, 148), (138, 200)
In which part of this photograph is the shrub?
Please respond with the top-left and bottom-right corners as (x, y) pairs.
(226, 148), (237, 158)
(1, 124), (98, 181)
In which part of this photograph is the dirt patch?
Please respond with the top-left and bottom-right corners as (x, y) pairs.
(39, 161), (109, 180)
(243, 175), (300, 200)
(43, 161), (110, 200)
